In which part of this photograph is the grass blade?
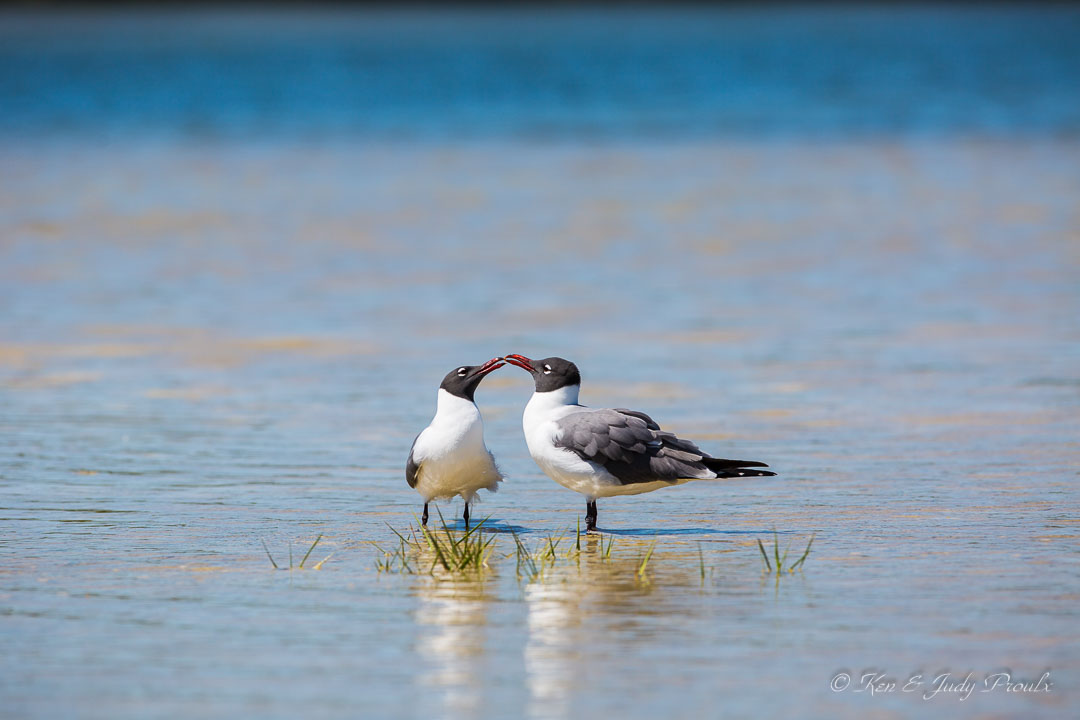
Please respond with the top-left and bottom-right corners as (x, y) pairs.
(789, 535), (815, 571)
(772, 530), (780, 573)
(757, 538), (772, 573)
(435, 506), (462, 561)
(421, 524), (451, 571)
(637, 539), (657, 577)
(260, 539), (279, 570)
(299, 534), (323, 569)
(547, 535), (559, 558)
(461, 514), (490, 542)
(386, 522), (415, 548)
(780, 536), (792, 570)
(512, 530), (538, 580)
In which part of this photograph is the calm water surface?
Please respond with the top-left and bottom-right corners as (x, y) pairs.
(1, 7), (1079, 720)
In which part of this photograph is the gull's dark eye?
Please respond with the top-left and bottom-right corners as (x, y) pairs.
(458, 368), (467, 376)
(543, 364), (552, 374)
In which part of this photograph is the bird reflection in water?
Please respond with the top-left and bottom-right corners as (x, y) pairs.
(413, 572), (494, 718)
(408, 532), (703, 720)
(524, 534), (700, 720)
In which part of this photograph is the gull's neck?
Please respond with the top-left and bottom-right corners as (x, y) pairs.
(529, 384), (581, 410)
(435, 388), (477, 418)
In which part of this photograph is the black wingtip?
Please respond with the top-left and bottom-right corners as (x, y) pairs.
(703, 457), (771, 472)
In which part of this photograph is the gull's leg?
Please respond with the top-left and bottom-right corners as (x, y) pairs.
(463, 502), (471, 531)
(422, 502), (429, 527)
(586, 500), (598, 532)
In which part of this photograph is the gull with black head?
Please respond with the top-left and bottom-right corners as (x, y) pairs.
(406, 358), (505, 529)
(504, 355), (775, 531)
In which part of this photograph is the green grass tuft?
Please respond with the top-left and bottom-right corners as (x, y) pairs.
(262, 536), (328, 571)
(757, 531), (815, 575)
(637, 539), (657, 579)
(602, 534), (615, 559)
(375, 510), (497, 576)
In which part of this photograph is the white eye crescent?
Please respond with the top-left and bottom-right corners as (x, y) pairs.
(543, 364), (552, 374)
(458, 368), (467, 376)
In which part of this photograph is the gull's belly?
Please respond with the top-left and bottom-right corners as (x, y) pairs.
(525, 425), (618, 500)
(535, 452), (612, 496)
(533, 452), (694, 498)
(414, 443), (501, 502)
(596, 478), (692, 497)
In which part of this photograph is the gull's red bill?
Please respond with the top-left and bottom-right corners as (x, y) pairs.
(473, 357), (505, 377)
(503, 354), (537, 373)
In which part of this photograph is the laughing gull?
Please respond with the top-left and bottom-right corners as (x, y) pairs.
(503, 355), (775, 531)
(406, 358), (505, 529)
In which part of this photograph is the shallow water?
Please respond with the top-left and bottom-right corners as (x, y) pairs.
(2, 7), (1080, 720)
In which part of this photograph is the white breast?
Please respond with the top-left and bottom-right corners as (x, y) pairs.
(521, 387), (621, 500)
(412, 390), (502, 502)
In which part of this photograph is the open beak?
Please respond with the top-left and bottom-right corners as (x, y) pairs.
(503, 354), (537, 374)
(471, 357), (505, 378)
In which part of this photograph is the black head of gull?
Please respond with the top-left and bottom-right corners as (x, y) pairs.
(504, 355), (581, 393)
(439, 357), (505, 401)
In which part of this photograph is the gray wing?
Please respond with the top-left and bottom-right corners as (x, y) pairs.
(554, 408), (715, 485)
(405, 434), (421, 489)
